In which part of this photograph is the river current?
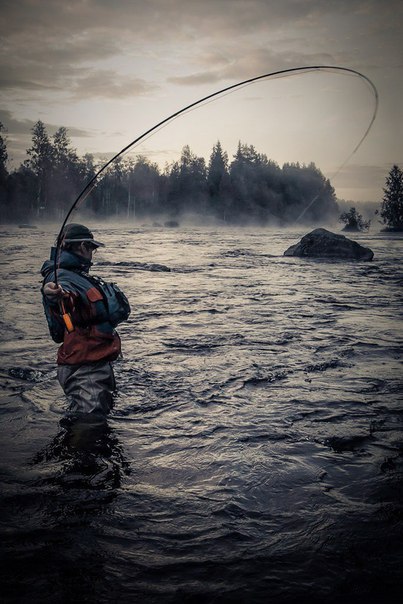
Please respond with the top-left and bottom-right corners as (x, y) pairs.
(0, 223), (402, 603)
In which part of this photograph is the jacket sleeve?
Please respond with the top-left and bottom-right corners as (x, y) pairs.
(41, 271), (86, 324)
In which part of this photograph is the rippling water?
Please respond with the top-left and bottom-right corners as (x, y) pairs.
(1, 224), (402, 603)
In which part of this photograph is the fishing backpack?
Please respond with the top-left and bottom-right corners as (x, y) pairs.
(83, 273), (131, 327)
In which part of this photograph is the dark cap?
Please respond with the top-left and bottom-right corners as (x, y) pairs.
(61, 223), (105, 248)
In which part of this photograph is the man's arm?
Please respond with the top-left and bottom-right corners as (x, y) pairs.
(42, 281), (78, 334)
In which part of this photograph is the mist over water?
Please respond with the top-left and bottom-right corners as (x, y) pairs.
(1, 223), (402, 603)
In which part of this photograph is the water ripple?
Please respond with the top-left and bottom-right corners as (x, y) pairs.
(1, 226), (402, 603)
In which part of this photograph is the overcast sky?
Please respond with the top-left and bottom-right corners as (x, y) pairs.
(1, 0), (402, 202)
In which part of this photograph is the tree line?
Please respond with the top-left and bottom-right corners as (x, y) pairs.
(0, 119), (350, 225)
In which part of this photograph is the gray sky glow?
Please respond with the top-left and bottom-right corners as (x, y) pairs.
(1, 0), (402, 202)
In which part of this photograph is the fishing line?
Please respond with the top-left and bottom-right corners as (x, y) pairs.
(294, 72), (378, 223)
(54, 65), (378, 285)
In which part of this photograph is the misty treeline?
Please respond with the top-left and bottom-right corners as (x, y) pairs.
(0, 120), (340, 225)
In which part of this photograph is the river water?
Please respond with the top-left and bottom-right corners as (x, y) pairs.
(0, 223), (402, 603)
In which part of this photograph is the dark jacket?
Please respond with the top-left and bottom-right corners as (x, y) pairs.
(41, 248), (122, 365)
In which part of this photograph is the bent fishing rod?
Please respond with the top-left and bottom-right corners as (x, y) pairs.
(54, 64), (378, 286)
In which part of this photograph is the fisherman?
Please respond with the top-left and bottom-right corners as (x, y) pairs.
(40, 223), (130, 416)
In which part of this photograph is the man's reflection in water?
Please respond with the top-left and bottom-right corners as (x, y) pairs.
(26, 415), (130, 602)
(33, 413), (130, 493)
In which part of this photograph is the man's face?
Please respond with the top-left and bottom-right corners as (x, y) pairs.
(78, 242), (97, 260)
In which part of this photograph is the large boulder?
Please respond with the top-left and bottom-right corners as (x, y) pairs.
(284, 228), (374, 260)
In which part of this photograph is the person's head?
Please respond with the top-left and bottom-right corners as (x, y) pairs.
(61, 223), (104, 260)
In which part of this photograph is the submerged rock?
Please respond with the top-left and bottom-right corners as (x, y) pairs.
(284, 228), (374, 261)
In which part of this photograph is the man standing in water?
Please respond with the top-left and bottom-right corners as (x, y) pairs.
(41, 223), (130, 416)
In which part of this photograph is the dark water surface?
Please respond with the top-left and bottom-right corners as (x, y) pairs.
(1, 224), (402, 603)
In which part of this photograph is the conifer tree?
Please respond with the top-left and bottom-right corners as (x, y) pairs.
(0, 122), (8, 221)
(25, 121), (54, 216)
(379, 165), (403, 230)
(51, 127), (83, 217)
(207, 141), (231, 219)
(0, 122), (8, 180)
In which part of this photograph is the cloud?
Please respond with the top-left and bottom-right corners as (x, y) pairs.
(0, 110), (42, 134)
(0, 37), (156, 99)
(3, 1), (400, 41)
(71, 71), (158, 99)
(2, 1), (316, 38)
(0, 57), (157, 101)
(0, 109), (92, 138)
(1, 0), (401, 101)
(168, 47), (339, 87)
(168, 72), (224, 86)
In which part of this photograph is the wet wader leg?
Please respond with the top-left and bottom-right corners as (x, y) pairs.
(57, 361), (116, 415)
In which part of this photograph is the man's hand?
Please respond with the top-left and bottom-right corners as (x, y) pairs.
(43, 282), (68, 299)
